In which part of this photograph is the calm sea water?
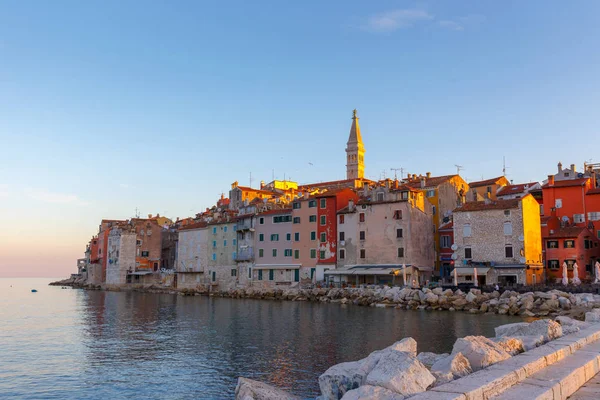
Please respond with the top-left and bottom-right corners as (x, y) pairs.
(0, 278), (521, 399)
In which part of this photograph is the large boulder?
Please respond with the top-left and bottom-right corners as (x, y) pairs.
(430, 352), (472, 385)
(465, 292), (477, 303)
(416, 352), (449, 369)
(235, 378), (301, 400)
(365, 351), (435, 396)
(555, 316), (590, 335)
(493, 337), (525, 356)
(494, 320), (562, 343)
(585, 309), (600, 323)
(318, 338), (417, 400)
(451, 336), (511, 371)
(340, 385), (406, 400)
(424, 293), (439, 305)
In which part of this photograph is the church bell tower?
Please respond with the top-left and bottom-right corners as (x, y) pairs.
(346, 109), (365, 180)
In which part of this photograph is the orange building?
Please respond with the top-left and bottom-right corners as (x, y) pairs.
(467, 176), (510, 202)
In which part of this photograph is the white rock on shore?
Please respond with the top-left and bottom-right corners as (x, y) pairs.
(416, 352), (449, 369)
(235, 378), (301, 400)
(430, 352), (472, 385)
(494, 319), (562, 343)
(364, 351), (435, 396)
(451, 336), (511, 371)
(340, 385), (406, 400)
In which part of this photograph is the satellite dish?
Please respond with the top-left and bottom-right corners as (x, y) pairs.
(451, 244), (458, 251)
(451, 253), (458, 260)
(562, 216), (570, 222)
(519, 257), (526, 264)
(518, 235), (524, 242)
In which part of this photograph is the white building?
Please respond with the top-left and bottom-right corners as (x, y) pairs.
(176, 222), (208, 289)
(105, 228), (136, 285)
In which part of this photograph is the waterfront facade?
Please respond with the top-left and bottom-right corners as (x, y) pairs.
(291, 196), (319, 282)
(176, 222), (208, 289)
(207, 219), (238, 290)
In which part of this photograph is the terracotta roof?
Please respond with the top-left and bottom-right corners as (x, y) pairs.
(545, 226), (588, 239)
(298, 178), (375, 190)
(496, 182), (538, 197)
(403, 175), (458, 189)
(469, 176), (507, 188)
(438, 221), (454, 230)
(542, 178), (588, 188)
(315, 187), (356, 198)
(257, 208), (292, 216)
(454, 198), (520, 212)
(234, 185), (275, 195)
(178, 222), (208, 231)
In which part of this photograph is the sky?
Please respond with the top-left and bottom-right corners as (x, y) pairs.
(1, 1), (599, 277)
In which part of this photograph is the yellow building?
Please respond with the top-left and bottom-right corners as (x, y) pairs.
(405, 173), (469, 276)
(467, 176), (510, 202)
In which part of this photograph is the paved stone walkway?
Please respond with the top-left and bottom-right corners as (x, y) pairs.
(569, 372), (600, 399)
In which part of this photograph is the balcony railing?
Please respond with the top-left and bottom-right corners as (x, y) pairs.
(235, 248), (254, 262)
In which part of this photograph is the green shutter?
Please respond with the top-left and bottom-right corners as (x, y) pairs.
(294, 269), (299, 282)
(258, 270), (263, 280)
(269, 269), (274, 280)
(310, 268), (315, 279)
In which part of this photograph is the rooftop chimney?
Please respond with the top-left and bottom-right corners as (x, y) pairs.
(570, 164), (576, 173)
(548, 175), (555, 185)
(557, 162), (562, 173)
(426, 172), (431, 179)
(412, 174), (417, 180)
(231, 181), (239, 189)
(260, 180), (265, 189)
(348, 199), (355, 211)
(147, 214), (152, 219)
(420, 177), (426, 189)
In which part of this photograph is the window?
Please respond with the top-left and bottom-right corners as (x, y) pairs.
(401, 191), (408, 200)
(465, 275), (472, 281)
(248, 267), (252, 279)
(505, 245), (513, 258)
(397, 247), (404, 258)
(320, 198), (326, 208)
(259, 249), (264, 258)
(555, 199), (562, 208)
(258, 270), (263, 280)
(574, 214), (585, 223)
(585, 239), (590, 249)
(337, 248), (345, 259)
(212, 271), (216, 282)
(212, 253), (216, 261)
(233, 239), (237, 246)
(393, 210), (402, 220)
(598, 230), (600, 239)
(293, 217), (301, 224)
(223, 240), (227, 247)
(231, 269), (237, 276)
(487, 186), (492, 194)
(465, 247), (472, 259)
(547, 240), (559, 248)
(319, 250), (326, 259)
(259, 234), (264, 242)
(232, 251), (237, 259)
(463, 224), (472, 237)
(293, 202), (301, 209)
(548, 260), (560, 270)
(136, 240), (142, 246)
(339, 215), (345, 224)
(259, 217), (265, 224)
(359, 231), (365, 241)
(441, 235), (450, 248)
(284, 249), (292, 257)
(213, 227), (217, 234)
(320, 232), (326, 243)
(272, 249), (277, 257)
(503, 222), (512, 235)
(566, 259), (576, 269)
(273, 215), (292, 223)
(270, 234), (279, 241)
(432, 206), (436, 215)
(396, 228), (403, 238)
(504, 210), (511, 217)
(224, 226), (228, 232)
(426, 190), (435, 198)
(588, 212), (600, 221)
(564, 240), (575, 248)
(360, 249), (366, 259)
(310, 249), (316, 259)
(141, 251), (149, 257)
(359, 213), (365, 222)
(286, 233), (291, 241)
(320, 215), (326, 225)
(294, 232), (300, 241)
(564, 172), (570, 177)
(294, 250), (299, 259)
(309, 215), (317, 223)
(212, 240), (217, 248)
(308, 200), (316, 208)
(311, 231), (316, 241)
(339, 232), (345, 241)
(233, 225), (237, 231)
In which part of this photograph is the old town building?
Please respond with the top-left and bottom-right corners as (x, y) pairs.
(206, 218), (238, 290)
(105, 224), (136, 285)
(466, 176), (510, 202)
(291, 195), (319, 282)
(176, 222), (208, 289)
(452, 194), (543, 286)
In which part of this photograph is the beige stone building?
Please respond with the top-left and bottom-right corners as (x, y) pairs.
(452, 194), (543, 286)
(176, 222), (208, 290)
(206, 219), (238, 290)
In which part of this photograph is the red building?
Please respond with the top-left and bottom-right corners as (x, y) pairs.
(315, 188), (358, 280)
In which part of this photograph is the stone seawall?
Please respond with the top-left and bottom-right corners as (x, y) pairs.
(50, 277), (600, 319)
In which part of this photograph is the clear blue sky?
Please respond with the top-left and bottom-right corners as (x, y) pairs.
(1, 1), (599, 276)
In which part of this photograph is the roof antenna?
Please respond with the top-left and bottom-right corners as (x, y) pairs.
(454, 164), (464, 175)
(249, 172), (253, 188)
(390, 167), (404, 180)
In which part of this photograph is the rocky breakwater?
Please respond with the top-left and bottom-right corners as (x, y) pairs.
(218, 286), (600, 318)
(234, 315), (597, 399)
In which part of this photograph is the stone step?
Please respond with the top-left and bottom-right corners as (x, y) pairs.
(491, 340), (600, 400)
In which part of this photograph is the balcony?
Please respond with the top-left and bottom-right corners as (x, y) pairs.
(235, 248), (254, 262)
(237, 221), (253, 231)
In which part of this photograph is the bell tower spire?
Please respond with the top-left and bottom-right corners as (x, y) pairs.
(346, 109), (365, 179)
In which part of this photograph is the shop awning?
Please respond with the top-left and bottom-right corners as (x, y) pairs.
(454, 267), (490, 276)
(253, 264), (301, 270)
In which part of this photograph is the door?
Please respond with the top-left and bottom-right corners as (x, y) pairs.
(294, 269), (299, 282)
(212, 271), (216, 282)
(310, 268), (315, 280)
(269, 269), (274, 281)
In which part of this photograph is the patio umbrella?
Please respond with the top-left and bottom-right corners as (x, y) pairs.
(473, 267), (478, 287)
(402, 264), (407, 287)
(595, 261), (600, 284)
(453, 267), (458, 286)
(562, 262), (569, 286)
(573, 262), (581, 285)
